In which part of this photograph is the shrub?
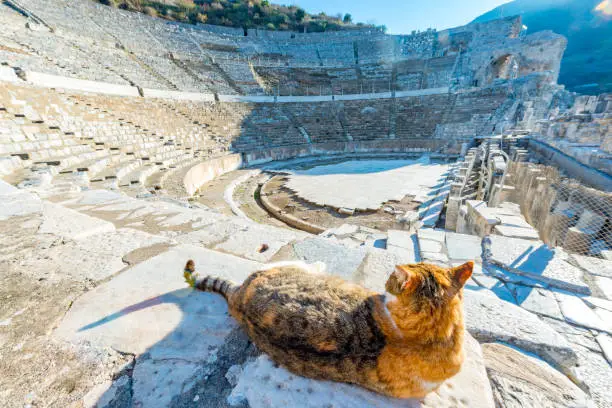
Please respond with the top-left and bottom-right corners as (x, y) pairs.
(94, 0), (373, 32)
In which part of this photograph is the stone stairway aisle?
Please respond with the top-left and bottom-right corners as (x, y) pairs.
(280, 105), (312, 145)
(170, 56), (212, 93)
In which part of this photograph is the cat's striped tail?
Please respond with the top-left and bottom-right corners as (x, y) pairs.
(183, 259), (238, 301)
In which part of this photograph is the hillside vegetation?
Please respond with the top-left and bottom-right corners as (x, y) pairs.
(95, 0), (384, 33)
(474, 0), (612, 94)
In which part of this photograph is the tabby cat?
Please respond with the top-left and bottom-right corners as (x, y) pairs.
(183, 258), (473, 399)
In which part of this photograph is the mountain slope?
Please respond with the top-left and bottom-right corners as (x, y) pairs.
(474, 0), (612, 94)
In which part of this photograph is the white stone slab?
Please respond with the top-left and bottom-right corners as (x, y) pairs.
(387, 230), (416, 250)
(0, 66), (20, 82)
(594, 276), (612, 300)
(292, 237), (367, 282)
(132, 358), (200, 407)
(494, 225), (540, 240)
(572, 344), (612, 408)
(176, 219), (252, 247)
(570, 254), (612, 279)
(386, 245), (419, 264)
(229, 334), (493, 408)
(596, 334), (612, 365)
(555, 291), (612, 333)
(26, 71), (139, 96)
(445, 232), (482, 261)
(215, 224), (305, 262)
(0, 180), (18, 195)
(0, 190), (43, 220)
(419, 239), (443, 253)
(20, 228), (171, 282)
(471, 274), (516, 304)
(463, 289), (576, 369)
(512, 286), (563, 320)
(60, 189), (126, 206)
(421, 251), (449, 266)
(417, 228), (446, 243)
(483, 343), (591, 408)
(54, 245), (262, 359)
(39, 202), (115, 240)
(282, 158), (449, 210)
(359, 248), (404, 292)
(489, 236), (589, 294)
(583, 296), (612, 313)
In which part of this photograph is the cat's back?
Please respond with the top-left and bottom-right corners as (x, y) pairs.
(232, 266), (374, 323)
(229, 266), (386, 360)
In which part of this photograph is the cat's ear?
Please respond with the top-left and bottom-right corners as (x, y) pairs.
(395, 265), (418, 293)
(450, 261), (473, 287)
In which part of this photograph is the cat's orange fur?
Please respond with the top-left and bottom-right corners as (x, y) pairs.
(185, 260), (473, 399)
(369, 262), (471, 397)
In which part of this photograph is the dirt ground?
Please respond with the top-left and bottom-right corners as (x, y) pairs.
(188, 158), (424, 234)
(261, 174), (420, 232)
(0, 216), (132, 408)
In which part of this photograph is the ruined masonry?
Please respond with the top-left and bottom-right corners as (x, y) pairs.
(0, 0), (611, 407)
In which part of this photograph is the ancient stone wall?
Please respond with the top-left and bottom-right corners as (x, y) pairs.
(0, 0), (568, 98)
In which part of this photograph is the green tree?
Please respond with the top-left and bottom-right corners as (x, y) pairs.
(343, 13), (352, 24)
(295, 8), (305, 22)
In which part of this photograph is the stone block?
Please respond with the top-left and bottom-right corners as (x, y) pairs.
(464, 289), (576, 369)
(54, 245), (262, 358)
(229, 333), (494, 408)
(444, 196), (461, 232)
(511, 286), (563, 319)
(555, 291), (612, 333)
(482, 343), (591, 408)
(445, 232), (482, 262)
(489, 236), (590, 294)
(39, 202), (115, 241)
(292, 237), (367, 282)
(570, 254), (612, 279)
(387, 229), (417, 250)
(0, 189), (44, 220)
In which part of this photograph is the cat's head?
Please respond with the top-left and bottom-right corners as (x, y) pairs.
(385, 262), (473, 309)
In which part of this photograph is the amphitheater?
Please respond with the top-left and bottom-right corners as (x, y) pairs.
(0, 0), (611, 407)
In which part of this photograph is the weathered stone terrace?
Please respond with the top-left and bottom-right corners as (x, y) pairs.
(0, 0), (566, 97)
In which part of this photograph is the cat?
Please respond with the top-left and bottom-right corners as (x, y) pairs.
(183, 258), (473, 399)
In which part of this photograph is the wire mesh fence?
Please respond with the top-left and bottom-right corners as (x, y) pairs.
(503, 160), (612, 257)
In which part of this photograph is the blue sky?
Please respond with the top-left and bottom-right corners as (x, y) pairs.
(287, 0), (512, 34)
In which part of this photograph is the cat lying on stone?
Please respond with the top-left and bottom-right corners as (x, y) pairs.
(183, 258), (473, 399)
